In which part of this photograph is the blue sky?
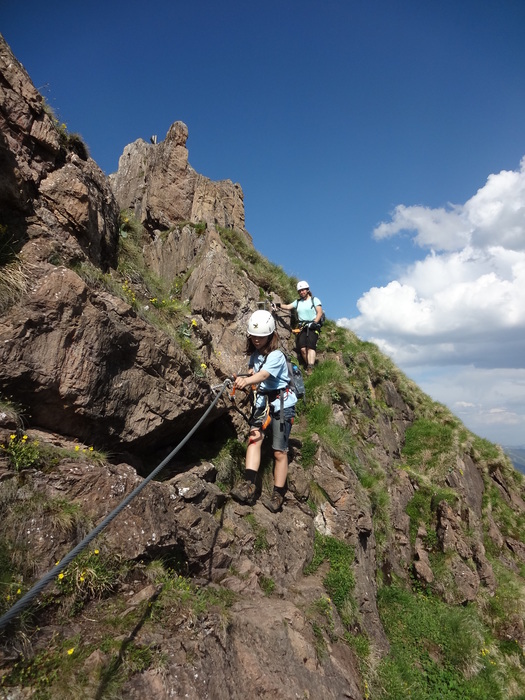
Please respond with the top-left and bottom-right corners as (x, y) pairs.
(2, 1), (525, 446)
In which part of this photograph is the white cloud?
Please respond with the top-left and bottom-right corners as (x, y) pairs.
(466, 160), (525, 251)
(372, 156), (525, 253)
(338, 157), (525, 445)
(406, 366), (525, 447)
(373, 203), (471, 251)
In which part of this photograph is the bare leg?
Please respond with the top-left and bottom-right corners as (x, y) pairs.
(307, 348), (316, 367)
(273, 450), (288, 488)
(245, 428), (263, 472)
(300, 346), (308, 366)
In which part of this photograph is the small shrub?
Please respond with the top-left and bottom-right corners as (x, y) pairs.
(310, 594), (336, 641)
(1, 433), (41, 471)
(55, 547), (125, 614)
(311, 620), (328, 660)
(307, 480), (329, 508)
(300, 437), (318, 467)
(66, 132), (89, 160)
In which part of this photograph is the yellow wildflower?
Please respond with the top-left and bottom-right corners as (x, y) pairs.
(67, 648), (74, 655)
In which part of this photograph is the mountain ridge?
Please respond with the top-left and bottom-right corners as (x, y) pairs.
(1, 33), (525, 699)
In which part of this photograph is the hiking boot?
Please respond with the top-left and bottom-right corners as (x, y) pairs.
(230, 480), (256, 505)
(261, 491), (285, 513)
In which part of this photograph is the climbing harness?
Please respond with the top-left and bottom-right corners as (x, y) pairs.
(0, 379), (233, 633)
(222, 374), (255, 426)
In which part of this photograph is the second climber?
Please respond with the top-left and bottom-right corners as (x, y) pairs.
(273, 280), (323, 373)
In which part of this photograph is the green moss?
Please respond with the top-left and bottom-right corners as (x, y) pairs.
(403, 418), (455, 471)
(259, 575), (275, 595)
(405, 486), (457, 546)
(372, 585), (506, 700)
(217, 226), (297, 300)
(305, 532), (355, 614)
(244, 513), (270, 552)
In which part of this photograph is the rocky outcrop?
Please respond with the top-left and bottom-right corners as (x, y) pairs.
(0, 34), (244, 457)
(0, 266), (213, 452)
(0, 449), (364, 698)
(109, 120), (246, 233)
(0, 34), (118, 271)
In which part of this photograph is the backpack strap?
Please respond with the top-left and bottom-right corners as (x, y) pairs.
(254, 351), (288, 430)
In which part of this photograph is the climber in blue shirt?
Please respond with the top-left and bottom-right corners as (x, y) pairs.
(274, 280), (323, 373)
(230, 310), (297, 513)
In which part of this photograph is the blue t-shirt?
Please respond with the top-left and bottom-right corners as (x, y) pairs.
(249, 350), (298, 411)
(292, 296), (322, 322)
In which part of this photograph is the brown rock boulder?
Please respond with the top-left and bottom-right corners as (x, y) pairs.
(0, 267), (213, 452)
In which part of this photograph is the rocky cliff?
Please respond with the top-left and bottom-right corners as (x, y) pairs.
(1, 34), (525, 699)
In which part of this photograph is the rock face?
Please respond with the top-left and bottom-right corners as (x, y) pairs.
(0, 34), (241, 455)
(0, 266), (212, 451)
(0, 36), (118, 272)
(1, 33), (525, 700)
(109, 120), (246, 233)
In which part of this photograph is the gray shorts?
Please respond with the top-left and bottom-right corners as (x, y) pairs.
(270, 406), (295, 452)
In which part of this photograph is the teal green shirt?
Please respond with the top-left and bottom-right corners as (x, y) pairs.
(292, 296), (322, 322)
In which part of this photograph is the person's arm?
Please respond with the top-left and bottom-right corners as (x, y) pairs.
(234, 369), (270, 390)
(272, 301), (295, 311)
(313, 304), (323, 324)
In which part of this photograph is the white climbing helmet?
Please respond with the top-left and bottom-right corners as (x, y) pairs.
(247, 310), (276, 336)
(297, 280), (309, 291)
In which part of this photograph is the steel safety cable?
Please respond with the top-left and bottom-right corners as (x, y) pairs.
(0, 379), (232, 633)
